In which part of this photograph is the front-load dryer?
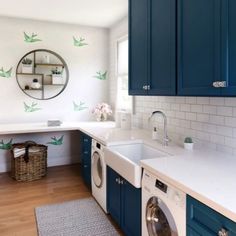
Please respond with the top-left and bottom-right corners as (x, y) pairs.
(91, 139), (107, 213)
(142, 169), (186, 236)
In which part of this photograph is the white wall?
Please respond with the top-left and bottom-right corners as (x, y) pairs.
(109, 17), (236, 156)
(0, 16), (109, 172)
(0, 16), (109, 123)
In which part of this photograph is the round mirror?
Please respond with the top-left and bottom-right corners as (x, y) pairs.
(16, 49), (69, 100)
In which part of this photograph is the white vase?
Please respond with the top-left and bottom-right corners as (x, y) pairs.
(22, 64), (33, 74)
(96, 113), (107, 122)
(184, 143), (194, 151)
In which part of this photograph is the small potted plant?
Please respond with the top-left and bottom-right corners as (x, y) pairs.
(184, 137), (194, 150)
(51, 67), (64, 85)
(22, 58), (33, 73)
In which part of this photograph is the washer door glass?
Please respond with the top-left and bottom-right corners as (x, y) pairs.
(146, 196), (178, 236)
(92, 151), (103, 188)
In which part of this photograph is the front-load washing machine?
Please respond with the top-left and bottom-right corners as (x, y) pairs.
(91, 139), (107, 213)
(142, 169), (186, 236)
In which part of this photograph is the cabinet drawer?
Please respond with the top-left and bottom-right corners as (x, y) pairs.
(187, 196), (236, 236)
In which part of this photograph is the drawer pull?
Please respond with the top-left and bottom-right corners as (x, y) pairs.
(115, 178), (121, 184)
(218, 228), (228, 236)
(213, 81), (227, 88)
(143, 85), (148, 90)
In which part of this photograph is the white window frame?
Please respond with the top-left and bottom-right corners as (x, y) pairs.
(116, 35), (133, 113)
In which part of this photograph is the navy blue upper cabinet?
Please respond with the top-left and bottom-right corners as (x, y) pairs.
(129, 0), (148, 95)
(129, 0), (176, 96)
(221, 0), (236, 96)
(178, 0), (221, 96)
(149, 0), (176, 95)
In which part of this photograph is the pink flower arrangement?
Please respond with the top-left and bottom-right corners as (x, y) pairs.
(92, 103), (112, 121)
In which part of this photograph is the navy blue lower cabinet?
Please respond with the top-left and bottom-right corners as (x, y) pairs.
(107, 167), (141, 236)
(80, 133), (92, 189)
(187, 226), (201, 236)
(187, 196), (236, 236)
(107, 166), (121, 225)
(122, 179), (141, 236)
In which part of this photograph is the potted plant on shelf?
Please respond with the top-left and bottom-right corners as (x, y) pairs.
(184, 137), (194, 150)
(22, 58), (33, 73)
(51, 67), (64, 85)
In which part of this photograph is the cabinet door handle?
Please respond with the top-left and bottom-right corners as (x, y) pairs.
(120, 179), (124, 185)
(115, 178), (121, 184)
(213, 81), (227, 88)
(83, 165), (88, 168)
(147, 85), (150, 90)
(143, 85), (148, 90)
(218, 228), (228, 236)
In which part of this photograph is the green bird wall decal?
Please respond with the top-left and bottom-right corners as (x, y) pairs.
(73, 36), (88, 47)
(0, 139), (13, 150)
(73, 101), (88, 111)
(47, 135), (64, 145)
(0, 67), (12, 78)
(24, 102), (41, 113)
(24, 32), (42, 43)
(94, 71), (107, 80)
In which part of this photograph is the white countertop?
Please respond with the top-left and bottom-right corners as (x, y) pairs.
(141, 150), (236, 223)
(1, 121), (236, 222)
(0, 121), (115, 136)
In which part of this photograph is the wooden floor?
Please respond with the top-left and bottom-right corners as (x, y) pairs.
(0, 164), (122, 236)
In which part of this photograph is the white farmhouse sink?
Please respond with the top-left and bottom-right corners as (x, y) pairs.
(104, 142), (169, 188)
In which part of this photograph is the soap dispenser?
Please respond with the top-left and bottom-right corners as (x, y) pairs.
(152, 127), (158, 140)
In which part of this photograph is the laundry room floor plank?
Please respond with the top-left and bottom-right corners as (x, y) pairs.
(0, 164), (123, 236)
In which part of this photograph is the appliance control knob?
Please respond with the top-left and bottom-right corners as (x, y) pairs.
(174, 193), (181, 202)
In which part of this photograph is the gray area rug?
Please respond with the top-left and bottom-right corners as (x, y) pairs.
(35, 197), (120, 236)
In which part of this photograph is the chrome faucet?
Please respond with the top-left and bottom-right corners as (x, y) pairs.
(149, 110), (169, 146)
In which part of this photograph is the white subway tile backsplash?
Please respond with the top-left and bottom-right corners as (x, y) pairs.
(210, 134), (225, 144)
(191, 121), (203, 131)
(196, 97), (210, 105)
(225, 137), (236, 148)
(217, 106), (233, 116)
(210, 97), (225, 106)
(180, 104), (191, 112)
(216, 125), (233, 137)
(176, 111), (186, 119)
(209, 115), (225, 125)
(186, 112), (197, 121)
(197, 114), (210, 123)
(203, 105), (217, 114)
(225, 98), (236, 106)
(191, 104), (203, 113)
(186, 97), (197, 104)
(131, 96), (236, 156)
(171, 103), (180, 111)
(225, 117), (236, 127)
(202, 123), (217, 133)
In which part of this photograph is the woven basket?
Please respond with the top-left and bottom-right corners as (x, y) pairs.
(11, 142), (48, 182)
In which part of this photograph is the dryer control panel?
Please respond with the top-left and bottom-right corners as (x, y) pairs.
(142, 170), (186, 209)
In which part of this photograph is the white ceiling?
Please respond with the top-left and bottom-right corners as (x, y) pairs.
(0, 0), (128, 28)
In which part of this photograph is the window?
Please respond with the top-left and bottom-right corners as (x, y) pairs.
(116, 37), (132, 112)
